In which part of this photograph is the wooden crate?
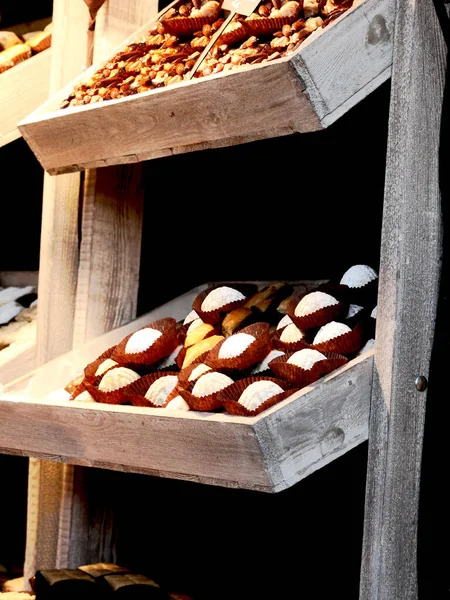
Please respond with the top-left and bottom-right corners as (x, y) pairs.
(0, 49), (52, 148)
(0, 282), (373, 493)
(17, 0), (393, 175)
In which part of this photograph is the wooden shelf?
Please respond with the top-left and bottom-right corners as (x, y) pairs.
(0, 49), (52, 149)
(0, 283), (373, 493)
(18, 0), (393, 175)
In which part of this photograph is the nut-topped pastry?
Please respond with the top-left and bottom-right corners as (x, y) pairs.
(60, 0), (226, 108)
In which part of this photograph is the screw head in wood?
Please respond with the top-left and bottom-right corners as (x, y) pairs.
(415, 376), (428, 392)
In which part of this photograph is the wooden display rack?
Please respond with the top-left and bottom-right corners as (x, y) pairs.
(0, 0), (445, 598)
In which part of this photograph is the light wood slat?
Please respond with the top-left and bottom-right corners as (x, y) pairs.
(359, 0), (445, 598)
(65, 0), (148, 569)
(293, 0), (394, 123)
(23, 0), (92, 587)
(0, 350), (374, 493)
(17, 0), (393, 175)
(72, 164), (144, 345)
(0, 49), (52, 148)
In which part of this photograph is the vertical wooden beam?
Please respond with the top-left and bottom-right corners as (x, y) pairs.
(65, 0), (154, 568)
(23, 0), (91, 588)
(359, 0), (446, 599)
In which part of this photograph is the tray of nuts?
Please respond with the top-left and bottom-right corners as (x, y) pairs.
(193, 0), (354, 77)
(18, 0), (393, 176)
(60, 0), (231, 108)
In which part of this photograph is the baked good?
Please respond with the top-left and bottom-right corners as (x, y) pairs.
(144, 374), (179, 405)
(98, 367), (140, 392)
(26, 31), (52, 53)
(181, 334), (224, 368)
(286, 348), (326, 370)
(191, 371), (234, 397)
(237, 379), (284, 410)
(0, 32), (22, 51)
(0, 44), (32, 68)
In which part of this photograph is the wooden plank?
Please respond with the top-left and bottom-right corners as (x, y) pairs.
(62, 0), (149, 570)
(255, 351), (373, 492)
(22, 0), (91, 587)
(0, 49), (52, 148)
(359, 0), (445, 598)
(294, 0), (394, 122)
(0, 351), (373, 493)
(20, 60), (319, 175)
(72, 164), (144, 344)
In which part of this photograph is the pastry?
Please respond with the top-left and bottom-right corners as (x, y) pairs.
(237, 379), (284, 410)
(250, 349), (285, 374)
(191, 371), (234, 397)
(26, 31), (52, 53)
(144, 374), (179, 406)
(0, 31), (22, 51)
(286, 348), (326, 370)
(181, 334), (224, 368)
(0, 44), (32, 68)
(97, 367), (140, 392)
(184, 319), (216, 347)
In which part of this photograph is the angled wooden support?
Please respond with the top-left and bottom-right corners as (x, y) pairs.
(359, 0), (446, 598)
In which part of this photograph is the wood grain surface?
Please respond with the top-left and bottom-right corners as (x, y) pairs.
(22, 0), (92, 587)
(359, 0), (445, 598)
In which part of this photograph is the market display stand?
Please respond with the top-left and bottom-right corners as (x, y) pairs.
(0, 0), (445, 598)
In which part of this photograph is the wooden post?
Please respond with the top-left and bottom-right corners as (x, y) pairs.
(359, 0), (446, 598)
(23, 0), (156, 584)
(23, 0), (91, 588)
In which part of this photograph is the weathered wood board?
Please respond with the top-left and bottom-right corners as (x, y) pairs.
(359, 0), (445, 598)
(17, 0), (394, 175)
(0, 49), (52, 148)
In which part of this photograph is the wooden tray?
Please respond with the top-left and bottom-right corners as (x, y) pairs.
(0, 282), (373, 493)
(17, 0), (393, 175)
(0, 49), (52, 149)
